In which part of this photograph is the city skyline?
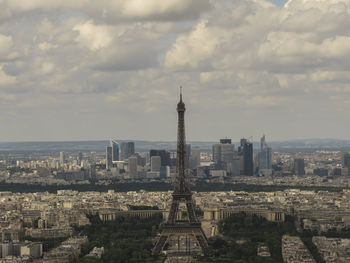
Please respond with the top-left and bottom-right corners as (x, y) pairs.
(1, 0), (350, 142)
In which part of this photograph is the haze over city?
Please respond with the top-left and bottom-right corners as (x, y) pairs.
(1, 0), (350, 142)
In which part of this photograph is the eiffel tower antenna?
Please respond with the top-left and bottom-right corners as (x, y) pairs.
(152, 87), (208, 256)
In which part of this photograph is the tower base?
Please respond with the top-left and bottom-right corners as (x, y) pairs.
(152, 222), (208, 255)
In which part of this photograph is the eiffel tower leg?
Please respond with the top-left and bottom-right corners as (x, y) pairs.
(152, 233), (169, 255)
(167, 200), (179, 223)
(185, 200), (197, 223)
(194, 230), (208, 252)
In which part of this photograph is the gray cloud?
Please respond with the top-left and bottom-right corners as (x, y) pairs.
(0, 0), (212, 22)
(93, 45), (159, 72)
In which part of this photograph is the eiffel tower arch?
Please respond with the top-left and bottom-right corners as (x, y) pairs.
(152, 88), (208, 256)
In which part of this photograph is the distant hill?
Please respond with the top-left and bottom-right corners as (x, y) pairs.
(1, 138), (350, 153)
(0, 140), (215, 153)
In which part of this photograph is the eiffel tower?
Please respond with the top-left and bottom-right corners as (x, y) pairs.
(152, 88), (208, 256)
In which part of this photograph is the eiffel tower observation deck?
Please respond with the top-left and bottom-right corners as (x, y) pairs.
(152, 88), (208, 256)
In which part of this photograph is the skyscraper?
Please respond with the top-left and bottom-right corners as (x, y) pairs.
(221, 143), (235, 164)
(77, 152), (83, 166)
(294, 158), (305, 175)
(212, 144), (222, 166)
(59, 152), (65, 164)
(120, 142), (135, 161)
(128, 156), (138, 179)
(106, 146), (112, 171)
(150, 150), (171, 166)
(110, 139), (119, 162)
(190, 146), (201, 169)
(151, 156), (161, 172)
(258, 135), (272, 170)
(90, 152), (96, 165)
(239, 139), (253, 176)
(212, 139), (235, 172)
(343, 152), (350, 168)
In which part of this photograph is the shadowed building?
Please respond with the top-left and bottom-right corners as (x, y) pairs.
(239, 139), (254, 176)
(343, 152), (350, 168)
(294, 158), (305, 175)
(150, 150), (171, 166)
(120, 142), (135, 161)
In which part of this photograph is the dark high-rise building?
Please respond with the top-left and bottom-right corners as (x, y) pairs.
(239, 139), (253, 176)
(120, 142), (135, 161)
(150, 150), (171, 166)
(343, 152), (350, 168)
(238, 138), (247, 153)
(106, 146), (112, 171)
(212, 144), (222, 166)
(110, 139), (119, 161)
(294, 158), (305, 175)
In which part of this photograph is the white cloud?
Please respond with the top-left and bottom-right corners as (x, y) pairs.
(164, 20), (221, 70)
(73, 20), (113, 50)
(39, 42), (57, 51)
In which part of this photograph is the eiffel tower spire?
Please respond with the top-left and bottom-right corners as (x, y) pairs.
(175, 86), (189, 194)
(152, 87), (208, 256)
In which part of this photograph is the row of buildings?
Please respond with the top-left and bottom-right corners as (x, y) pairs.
(105, 136), (272, 179)
(2, 188), (350, 261)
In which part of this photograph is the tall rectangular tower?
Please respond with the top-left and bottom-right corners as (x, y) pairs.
(120, 142), (135, 160)
(106, 146), (112, 171)
(110, 139), (119, 162)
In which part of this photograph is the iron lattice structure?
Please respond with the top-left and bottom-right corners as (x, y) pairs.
(152, 89), (208, 255)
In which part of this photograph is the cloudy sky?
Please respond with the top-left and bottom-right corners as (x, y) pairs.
(1, 0), (350, 142)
